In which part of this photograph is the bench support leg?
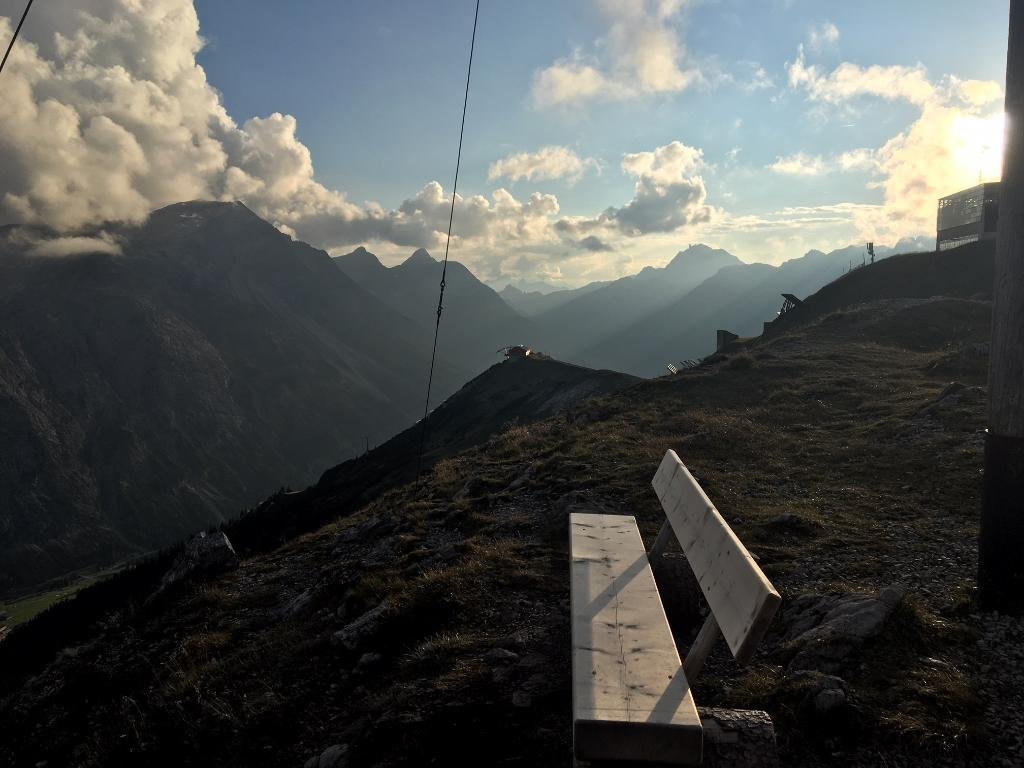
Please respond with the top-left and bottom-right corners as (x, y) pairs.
(683, 613), (720, 680)
(646, 520), (673, 569)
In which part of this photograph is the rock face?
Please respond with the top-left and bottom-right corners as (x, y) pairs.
(780, 586), (905, 673)
(153, 531), (239, 597)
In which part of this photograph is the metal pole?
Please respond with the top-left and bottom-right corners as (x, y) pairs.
(979, 0), (1024, 611)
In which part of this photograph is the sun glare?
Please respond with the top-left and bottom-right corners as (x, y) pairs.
(951, 111), (1005, 184)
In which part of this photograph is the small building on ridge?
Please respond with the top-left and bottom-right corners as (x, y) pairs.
(936, 182), (1000, 251)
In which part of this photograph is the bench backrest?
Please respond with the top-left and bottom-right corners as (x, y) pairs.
(651, 449), (781, 665)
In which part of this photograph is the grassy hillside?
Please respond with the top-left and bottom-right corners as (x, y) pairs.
(770, 239), (995, 334)
(0, 293), (1010, 768)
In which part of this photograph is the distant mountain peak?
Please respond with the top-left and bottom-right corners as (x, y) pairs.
(665, 243), (740, 271)
(154, 199), (255, 219)
(337, 245), (382, 265)
(405, 248), (436, 265)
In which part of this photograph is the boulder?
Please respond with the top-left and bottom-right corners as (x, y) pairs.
(153, 531), (238, 598)
(781, 586), (904, 672)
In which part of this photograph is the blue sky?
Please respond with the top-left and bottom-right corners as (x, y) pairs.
(0, 0), (1012, 287)
(193, 1), (1006, 207)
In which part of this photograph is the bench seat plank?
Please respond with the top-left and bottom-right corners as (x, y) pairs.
(571, 513), (702, 765)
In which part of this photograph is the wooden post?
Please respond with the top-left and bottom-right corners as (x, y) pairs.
(980, 0), (1024, 611)
(683, 613), (720, 680)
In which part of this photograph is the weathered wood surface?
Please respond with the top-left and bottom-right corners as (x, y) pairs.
(651, 450), (781, 664)
(571, 513), (702, 765)
(980, 0), (1024, 612)
(991, 0), (1024, 439)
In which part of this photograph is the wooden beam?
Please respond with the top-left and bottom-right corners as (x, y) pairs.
(980, 0), (1024, 611)
(683, 613), (720, 680)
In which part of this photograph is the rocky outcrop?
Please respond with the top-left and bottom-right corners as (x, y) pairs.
(153, 531), (239, 598)
(780, 586), (905, 673)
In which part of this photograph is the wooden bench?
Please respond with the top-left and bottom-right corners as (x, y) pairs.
(570, 449), (782, 765)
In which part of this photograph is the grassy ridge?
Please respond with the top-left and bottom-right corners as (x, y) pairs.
(0, 295), (998, 767)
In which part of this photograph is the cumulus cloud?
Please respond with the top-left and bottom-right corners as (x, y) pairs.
(532, 0), (700, 107)
(0, 3), (314, 228)
(0, 1), (584, 273)
(787, 46), (1004, 241)
(556, 141), (713, 237)
(0, 0), (723, 288)
(488, 146), (598, 184)
(788, 45), (936, 107)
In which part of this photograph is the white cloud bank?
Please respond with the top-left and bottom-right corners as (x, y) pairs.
(555, 141), (714, 241)
(786, 46), (1004, 242)
(0, 0), (726, 285)
(532, 0), (701, 107)
(0, 1), (590, 271)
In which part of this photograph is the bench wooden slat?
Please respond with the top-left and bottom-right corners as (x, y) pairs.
(651, 450), (781, 665)
(571, 513), (703, 765)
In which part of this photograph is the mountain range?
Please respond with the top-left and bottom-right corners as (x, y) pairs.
(0, 198), (933, 593)
(572, 239), (932, 375)
(333, 247), (531, 377)
(0, 201), (464, 591)
(497, 280), (610, 316)
(0, 239), (998, 768)
(527, 244), (743, 361)
(336, 239), (933, 379)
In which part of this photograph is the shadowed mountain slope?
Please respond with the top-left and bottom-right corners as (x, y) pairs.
(230, 355), (640, 552)
(532, 244), (741, 359)
(0, 291), (1007, 768)
(0, 354), (639, 688)
(334, 247), (534, 376)
(576, 239), (937, 376)
(0, 202), (462, 592)
(497, 280), (611, 316)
